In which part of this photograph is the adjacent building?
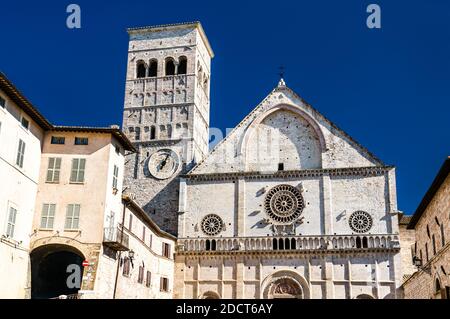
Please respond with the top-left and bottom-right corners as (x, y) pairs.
(0, 72), (176, 299)
(402, 157), (450, 299)
(0, 72), (51, 298)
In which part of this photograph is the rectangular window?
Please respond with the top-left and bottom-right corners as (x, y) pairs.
(441, 224), (446, 247)
(65, 204), (80, 230)
(425, 243), (429, 262)
(162, 243), (170, 258)
(51, 136), (65, 144)
(112, 165), (119, 189)
(70, 158), (86, 183)
(278, 163), (284, 171)
(138, 266), (144, 284)
(6, 206), (17, 238)
(122, 258), (130, 276)
(146, 271), (151, 288)
(21, 117), (29, 129)
(149, 234), (153, 248)
(40, 204), (56, 229)
(16, 139), (26, 168)
(160, 277), (169, 292)
(74, 137), (89, 145)
(128, 214), (133, 231)
(0, 96), (5, 108)
(142, 226), (146, 241)
(46, 157), (62, 183)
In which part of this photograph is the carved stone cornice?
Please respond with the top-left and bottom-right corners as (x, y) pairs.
(184, 166), (394, 182)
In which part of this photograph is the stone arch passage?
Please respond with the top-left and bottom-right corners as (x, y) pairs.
(30, 244), (85, 299)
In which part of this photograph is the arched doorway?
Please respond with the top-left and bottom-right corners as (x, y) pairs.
(31, 244), (84, 299)
(270, 278), (303, 299)
(262, 271), (309, 299)
(355, 294), (375, 299)
(201, 291), (221, 299)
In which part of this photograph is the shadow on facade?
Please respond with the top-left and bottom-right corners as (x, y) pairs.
(30, 244), (84, 299)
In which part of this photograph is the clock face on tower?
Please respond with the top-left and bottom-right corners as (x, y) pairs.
(147, 149), (180, 180)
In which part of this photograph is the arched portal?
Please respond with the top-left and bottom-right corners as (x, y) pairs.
(31, 244), (85, 299)
(355, 293), (375, 299)
(262, 270), (310, 299)
(201, 291), (221, 299)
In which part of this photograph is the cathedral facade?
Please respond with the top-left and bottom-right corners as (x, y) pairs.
(122, 22), (403, 299)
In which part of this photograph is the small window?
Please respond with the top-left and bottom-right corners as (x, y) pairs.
(146, 271), (151, 287)
(165, 58), (175, 76)
(178, 57), (187, 74)
(142, 226), (146, 241)
(148, 60), (157, 77)
(46, 157), (62, 183)
(150, 126), (156, 140)
(162, 243), (170, 258)
(40, 204), (56, 229)
(129, 214), (133, 231)
(51, 136), (65, 144)
(160, 277), (169, 292)
(137, 61), (147, 78)
(70, 158), (86, 183)
(149, 234), (153, 248)
(441, 224), (446, 247)
(115, 145), (120, 154)
(65, 204), (80, 230)
(122, 258), (131, 276)
(278, 163), (284, 171)
(135, 127), (140, 141)
(138, 266), (144, 284)
(74, 137), (88, 145)
(112, 165), (119, 189)
(6, 206), (18, 238)
(16, 139), (26, 168)
(21, 117), (29, 129)
(0, 96), (5, 108)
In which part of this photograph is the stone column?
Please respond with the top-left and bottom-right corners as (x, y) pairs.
(236, 178), (246, 236)
(321, 174), (333, 235)
(236, 256), (244, 299)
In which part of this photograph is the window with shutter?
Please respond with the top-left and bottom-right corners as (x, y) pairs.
(65, 204), (80, 230)
(40, 204), (56, 229)
(70, 158), (86, 183)
(146, 271), (151, 287)
(16, 139), (26, 168)
(6, 206), (17, 238)
(46, 157), (62, 183)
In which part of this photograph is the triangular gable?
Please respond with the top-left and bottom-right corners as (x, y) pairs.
(188, 81), (384, 175)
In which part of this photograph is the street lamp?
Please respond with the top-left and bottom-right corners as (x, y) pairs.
(413, 256), (422, 268)
(128, 249), (135, 261)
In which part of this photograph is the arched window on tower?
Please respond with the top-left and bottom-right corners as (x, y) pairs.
(136, 61), (147, 78)
(150, 126), (156, 140)
(165, 58), (175, 76)
(198, 66), (203, 86)
(178, 56), (187, 74)
(149, 59), (158, 77)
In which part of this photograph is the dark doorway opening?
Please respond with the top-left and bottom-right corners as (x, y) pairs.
(31, 245), (84, 299)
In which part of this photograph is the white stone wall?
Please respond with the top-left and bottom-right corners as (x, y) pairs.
(0, 89), (44, 298)
(177, 81), (401, 299)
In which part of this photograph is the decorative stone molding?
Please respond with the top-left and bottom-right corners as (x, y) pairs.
(185, 166), (394, 182)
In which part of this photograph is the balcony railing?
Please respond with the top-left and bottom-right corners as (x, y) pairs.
(177, 234), (400, 253)
(103, 226), (129, 251)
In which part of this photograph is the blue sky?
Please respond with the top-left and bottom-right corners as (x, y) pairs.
(1, 0), (449, 215)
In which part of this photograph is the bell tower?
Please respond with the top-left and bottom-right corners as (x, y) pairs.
(122, 22), (213, 235)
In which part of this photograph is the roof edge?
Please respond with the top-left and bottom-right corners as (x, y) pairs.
(127, 21), (214, 58)
(407, 157), (450, 229)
